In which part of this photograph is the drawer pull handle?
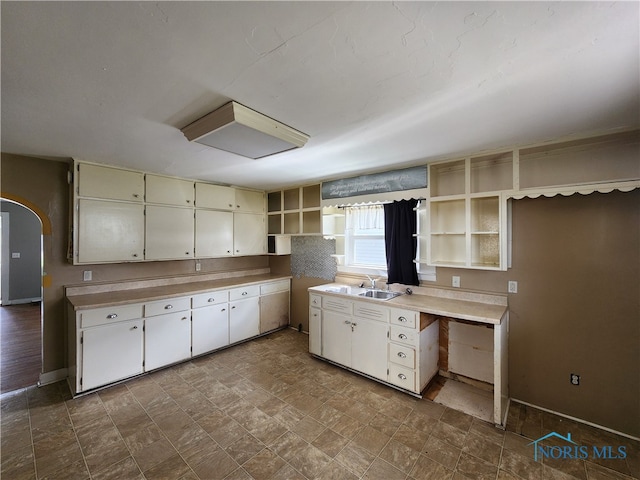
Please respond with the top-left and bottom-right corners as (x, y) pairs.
(397, 352), (407, 358)
(398, 334), (407, 340)
(242, 291), (248, 296)
(398, 316), (407, 322)
(208, 298), (215, 303)
(164, 305), (173, 310)
(398, 373), (407, 380)
(181, 317), (187, 321)
(344, 320), (351, 325)
(232, 306), (236, 309)
(106, 313), (118, 319)
(221, 308), (226, 312)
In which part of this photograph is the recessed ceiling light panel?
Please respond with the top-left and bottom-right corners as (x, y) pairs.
(181, 101), (309, 159)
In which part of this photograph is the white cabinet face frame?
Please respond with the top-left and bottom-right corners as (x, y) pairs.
(77, 199), (145, 263)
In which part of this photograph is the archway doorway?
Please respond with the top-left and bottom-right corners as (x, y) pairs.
(0, 199), (43, 394)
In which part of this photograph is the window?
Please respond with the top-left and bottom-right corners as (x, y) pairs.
(344, 205), (386, 270)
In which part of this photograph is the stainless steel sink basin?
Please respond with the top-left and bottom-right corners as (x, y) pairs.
(358, 290), (402, 300)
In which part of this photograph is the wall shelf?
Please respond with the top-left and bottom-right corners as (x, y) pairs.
(267, 184), (322, 236)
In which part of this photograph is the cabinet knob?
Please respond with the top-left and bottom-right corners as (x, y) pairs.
(242, 291), (248, 296)
(397, 352), (407, 358)
(106, 313), (118, 319)
(398, 373), (407, 380)
(132, 325), (138, 329)
(227, 250), (231, 254)
(132, 253), (138, 257)
(398, 333), (407, 340)
(133, 194), (139, 198)
(181, 317), (187, 320)
(398, 316), (407, 322)
(231, 306), (236, 309)
(236, 205), (240, 208)
(208, 298), (215, 303)
(185, 251), (190, 255)
(164, 304), (173, 310)
(186, 200), (191, 204)
(228, 203), (233, 208)
(221, 308), (226, 312)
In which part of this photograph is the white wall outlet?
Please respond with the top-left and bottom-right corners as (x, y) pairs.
(11, 252), (20, 258)
(195, 262), (201, 272)
(570, 373), (580, 385)
(452, 276), (460, 288)
(508, 281), (518, 293)
(83, 270), (92, 281)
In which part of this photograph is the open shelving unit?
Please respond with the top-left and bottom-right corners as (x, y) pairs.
(267, 184), (322, 236)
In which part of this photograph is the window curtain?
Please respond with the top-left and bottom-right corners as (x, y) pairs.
(345, 205), (384, 230)
(384, 199), (419, 286)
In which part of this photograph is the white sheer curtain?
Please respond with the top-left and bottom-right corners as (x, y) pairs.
(345, 204), (384, 230)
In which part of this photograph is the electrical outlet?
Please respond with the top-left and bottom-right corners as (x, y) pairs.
(570, 373), (580, 385)
(452, 276), (460, 288)
(508, 281), (518, 293)
(83, 270), (92, 281)
(195, 262), (201, 272)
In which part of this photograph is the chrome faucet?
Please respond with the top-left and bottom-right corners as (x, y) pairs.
(366, 275), (377, 289)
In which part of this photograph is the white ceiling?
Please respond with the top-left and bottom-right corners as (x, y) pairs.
(2, 1), (638, 190)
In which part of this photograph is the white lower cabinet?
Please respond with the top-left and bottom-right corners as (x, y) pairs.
(192, 305), (229, 356)
(308, 292), (439, 395)
(144, 309), (192, 371)
(68, 278), (290, 395)
(82, 319), (144, 391)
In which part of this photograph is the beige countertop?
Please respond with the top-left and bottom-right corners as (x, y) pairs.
(309, 283), (507, 325)
(67, 274), (291, 310)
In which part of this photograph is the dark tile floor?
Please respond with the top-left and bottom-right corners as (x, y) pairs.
(1, 328), (638, 480)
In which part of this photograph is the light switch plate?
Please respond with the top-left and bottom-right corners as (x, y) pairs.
(508, 281), (518, 293)
(83, 270), (92, 281)
(452, 276), (460, 288)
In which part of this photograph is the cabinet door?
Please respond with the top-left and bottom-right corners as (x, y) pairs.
(195, 210), (233, 257)
(145, 205), (194, 260)
(81, 319), (143, 391)
(229, 297), (259, 344)
(309, 307), (322, 356)
(351, 318), (389, 381)
(321, 310), (351, 367)
(259, 291), (289, 333)
(77, 199), (144, 263)
(145, 311), (191, 371)
(235, 189), (264, 213)
(77, 163), (144, 202)
(145, 174), (194, 206)
(233, 213), (266, 256)
(192, 304), (229, 356)
(195, 183), (236, 210)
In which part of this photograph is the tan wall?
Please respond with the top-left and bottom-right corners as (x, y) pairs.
(1, 153), (269, 374)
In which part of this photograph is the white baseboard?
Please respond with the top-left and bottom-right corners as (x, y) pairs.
(39, 368), (67, 387)
(511, 398), (639, 441)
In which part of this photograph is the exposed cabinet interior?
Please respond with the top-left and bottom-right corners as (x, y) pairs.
(470, 152), (513, 193)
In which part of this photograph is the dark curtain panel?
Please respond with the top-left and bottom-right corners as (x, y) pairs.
(384, 199), (419, 286)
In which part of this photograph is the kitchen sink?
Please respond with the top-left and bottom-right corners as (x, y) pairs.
(358, 290), (402, 300)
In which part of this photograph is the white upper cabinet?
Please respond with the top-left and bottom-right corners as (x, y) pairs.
(233, 212), (266, 256)
(77, 199), (144, 263)
(195, 210), (233, 257)
(235, 188), (265, 213)
(145, 174), (194, 206)
(195, 183), (236, 210)
(77, 163), (144, 202)
(145, 205), (194, 260)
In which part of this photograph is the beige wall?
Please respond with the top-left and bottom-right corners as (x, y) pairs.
(1, 153), (269, 374)
(2, 153), (638, 437)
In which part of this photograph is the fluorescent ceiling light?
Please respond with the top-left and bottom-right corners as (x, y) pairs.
(181, 101), (309, 159)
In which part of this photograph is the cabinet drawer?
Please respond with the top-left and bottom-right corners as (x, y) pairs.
(229, 284), (260, 301)
(80, 304), (143, 328)
(389, 343), (415, 369)
(390, 325), (418, 346)
(309, 293), (322, 309)
(260, 280), (290, 295)
(389, 308), (417, 328)
(144, 297), (191, 317)
(354, 301), (389, 323)
(192, 291), (228, 309)
(322, 295), (352, 314)
(388, 364), (416, 391)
